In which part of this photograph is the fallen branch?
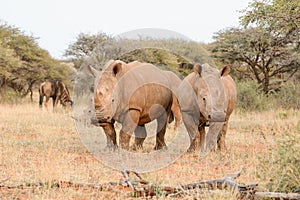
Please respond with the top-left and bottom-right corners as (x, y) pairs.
(1, 170), (299, 199)
(118, 169), (257, 198)
(176, 170), (257, 199)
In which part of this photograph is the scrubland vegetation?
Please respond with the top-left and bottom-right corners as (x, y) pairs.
(1, 0), (299, 198)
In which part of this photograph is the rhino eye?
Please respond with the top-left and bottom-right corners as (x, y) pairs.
(203, 97), (206, 101)
(112, 99), (114, 103)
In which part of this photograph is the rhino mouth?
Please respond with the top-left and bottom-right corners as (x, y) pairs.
(208, 111), (226, 122)
(90, 117), (113, 126)
(92, 115), (113, 124)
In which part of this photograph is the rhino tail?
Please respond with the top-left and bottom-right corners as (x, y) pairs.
(168, 111), (175, 124)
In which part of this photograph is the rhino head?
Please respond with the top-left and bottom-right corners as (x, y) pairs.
(193, 63), (229, 122)
(87, 60), (125, 124)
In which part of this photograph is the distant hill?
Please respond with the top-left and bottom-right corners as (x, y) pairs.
(117, 28), (191, 41)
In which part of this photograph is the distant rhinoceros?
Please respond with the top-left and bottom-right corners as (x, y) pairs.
(87, 60), (180, 151)
(178, 63), (236, 153)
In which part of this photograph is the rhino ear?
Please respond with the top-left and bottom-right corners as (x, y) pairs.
(220, 65), (231, 77)
(193, 63), (202, 76)
(112, 61), (123, 77)
(86, 65), (99, 78)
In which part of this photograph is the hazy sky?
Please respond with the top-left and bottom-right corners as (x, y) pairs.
(0, 0), (251, 59)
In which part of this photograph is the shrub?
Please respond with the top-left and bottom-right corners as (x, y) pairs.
(272, 83), (300, 109)
(235, 81), (270, 111)
(235, 81), (300, 111)
(256, 133), (300, 193)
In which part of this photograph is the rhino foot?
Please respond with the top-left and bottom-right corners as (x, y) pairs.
(154, 144), (168, 151)
(131, 144), (143, 151)
(102, 143), (118, 152)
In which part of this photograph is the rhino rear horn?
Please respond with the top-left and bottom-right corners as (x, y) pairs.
(86, 65), (99, 78)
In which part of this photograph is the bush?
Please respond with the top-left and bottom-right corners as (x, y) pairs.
(235, 81), (300, 111)
(272, 83), (300, 109)
(256, 133), (300, 193)
(236, 81), (270, 111)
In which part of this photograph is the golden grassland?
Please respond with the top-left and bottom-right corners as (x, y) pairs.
(0, 102), (299, 199)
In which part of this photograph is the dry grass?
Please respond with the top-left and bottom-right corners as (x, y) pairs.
(0, 102), (299, 199)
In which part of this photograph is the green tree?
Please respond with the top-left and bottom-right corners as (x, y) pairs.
(0, 22), (71, 100)
(0, 43), (22, 89)
(211, 0), (300, 94)
(241, 0), (300, 46)
(64, 32), (213, 75)
(212, 27), (299, 94)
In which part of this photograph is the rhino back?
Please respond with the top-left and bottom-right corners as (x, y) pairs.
(113, 64), (173, 122)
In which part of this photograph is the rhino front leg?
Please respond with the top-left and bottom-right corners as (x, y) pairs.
(217, 121), (228, 151)
(101, 123), (117, 150)
(181, 112), (201, 152)
(120, 110), (140, 150)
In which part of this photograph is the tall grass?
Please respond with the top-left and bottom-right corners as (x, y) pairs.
(0, 102), (299, 199)
(257, 132), (300, 193)
(236, 81), (300, 111)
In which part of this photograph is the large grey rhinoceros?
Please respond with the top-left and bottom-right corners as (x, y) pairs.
(87, 60), (181, 151)
(178, 63), (236, 153)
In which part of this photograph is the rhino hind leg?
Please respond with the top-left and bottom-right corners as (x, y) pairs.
(154, 114), (168, 150)
(132, 125), (147, 150)
(171, 96), (182, 131)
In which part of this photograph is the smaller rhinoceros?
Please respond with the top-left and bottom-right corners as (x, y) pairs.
(178, 63), (236, 153)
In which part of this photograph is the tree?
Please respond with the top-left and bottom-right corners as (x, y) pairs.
(64, 32), (213, 73)
(241, 0), (300, 47)
(211, 0), (300, 94)
(212, 27), (299, 94)
(0, 22), (72, 100)
(64, 32), (111, 69)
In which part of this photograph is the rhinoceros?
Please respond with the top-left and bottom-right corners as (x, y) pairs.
(87, 60), (181, 151)
(178, 63), (236, 153)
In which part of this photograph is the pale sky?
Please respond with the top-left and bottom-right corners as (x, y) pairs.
(0, 0), (251, 59)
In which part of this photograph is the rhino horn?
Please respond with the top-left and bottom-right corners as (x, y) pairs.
(86, 65), (99, 78)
